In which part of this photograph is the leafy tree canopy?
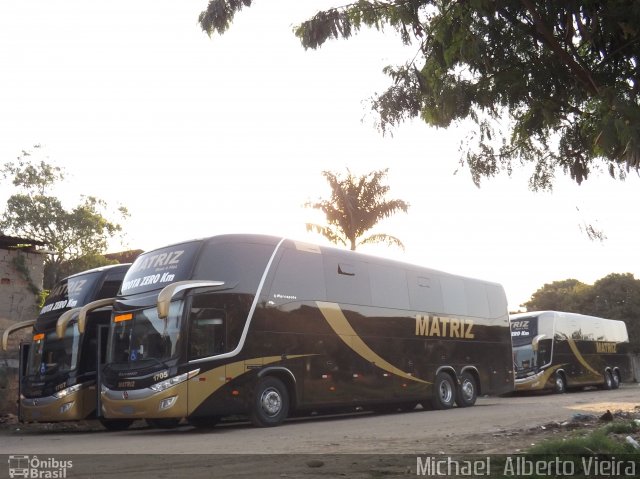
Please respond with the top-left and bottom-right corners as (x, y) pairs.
(524, 273), (640, 352)
(1, 146), (130, 288)
(200, 0), (640, 190)
(305, 168), (409, 250)
(522, 278), (590, 312)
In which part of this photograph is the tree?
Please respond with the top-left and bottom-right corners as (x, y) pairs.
(524, 273), (640, 352)
(522, 278), (590, 312)
(583, 273), (640, 352)
(199, 1), (640, 190)
(1, 147), (130, 288)
(305, 168), (409, 250)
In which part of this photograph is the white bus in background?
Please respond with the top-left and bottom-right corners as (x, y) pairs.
(511, 311), (631, 393)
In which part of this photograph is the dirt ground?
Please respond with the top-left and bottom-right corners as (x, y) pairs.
(1, 392), (639, 478)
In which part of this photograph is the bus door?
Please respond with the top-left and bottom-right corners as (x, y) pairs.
(18, 342), (30, 422)
(185, 300), (229, 416)
(96, 324), (109, 418)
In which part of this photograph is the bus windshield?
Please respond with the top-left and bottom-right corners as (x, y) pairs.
(511, 316), (538, 375)
(39, 271), (103, 315)
(106, 301), (183, 369)
(26, 324), (80, 377)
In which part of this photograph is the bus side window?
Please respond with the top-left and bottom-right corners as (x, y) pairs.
(189, 307), (226, 360)
(537, 338), (552, 367)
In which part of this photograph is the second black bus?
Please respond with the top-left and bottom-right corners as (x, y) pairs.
(95, 234), (513, 428)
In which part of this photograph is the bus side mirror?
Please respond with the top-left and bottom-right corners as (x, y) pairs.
(56, 308), (81, 338)
(2, 320), (36, 351)
(157, 281), (225, 319)
(531, 334), (547, 352)
(78, 298), (116, 334)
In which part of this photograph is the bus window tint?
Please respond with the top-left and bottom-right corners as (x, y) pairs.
(269, 248), (326, 304)
(187, 293), (249, 358)
(27, 326), (80, 376)
(189, 308), (226, 360)
(324, 256), (371, 305)
(193, 241), (275, 294)
(96, 273), (126, 300)
(369, 263), (409, 310)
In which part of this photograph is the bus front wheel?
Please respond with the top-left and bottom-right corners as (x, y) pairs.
(250, 376), (289, 427)
(430, 372), (456, 410)
(553, 373), (566, 394)
(455, 372), (477, 407)
(602, 370), (614, 390)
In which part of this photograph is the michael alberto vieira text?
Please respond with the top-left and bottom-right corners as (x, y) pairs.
(415, 456), (637, 476)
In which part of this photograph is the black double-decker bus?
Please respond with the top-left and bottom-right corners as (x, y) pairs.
(96, 234), (513, 428)
(511, 311), (631, 394)
(2, 264), (131, 428)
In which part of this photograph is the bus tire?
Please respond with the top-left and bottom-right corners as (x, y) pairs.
(250, 376), (289, 427)
(602, 370), (614, 390)
(431, 372), (456, 410)
(146, 418), (181, 429)
(100, 418), (134, 431)
(553, 372), (566, 394)
(455, 372), (477, 407)
(611, 370), (620, 389)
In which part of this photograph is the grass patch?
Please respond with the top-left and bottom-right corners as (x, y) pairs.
(526, 420), (639, 455)
(603, 420), (640, 435)
(527, 429), (634, 455)
(490, 421), (640, 478)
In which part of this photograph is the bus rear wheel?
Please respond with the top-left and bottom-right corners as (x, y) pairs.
(602, 370), (614, 390)
(611, 370), (620, 389)
(430, 372), (456, 410)
(455, 372), (477, 407)
(250, 377), (289, 427)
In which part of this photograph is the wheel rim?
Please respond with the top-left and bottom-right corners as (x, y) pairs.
(606, 373), (612, 387)
(439, 380), (453, 403)
(260, 387), (282, 417)
(556, 376), (564, 391)
(461, 379), (474, 401)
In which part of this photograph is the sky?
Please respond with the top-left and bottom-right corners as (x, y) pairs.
(1, 0), (638, 311)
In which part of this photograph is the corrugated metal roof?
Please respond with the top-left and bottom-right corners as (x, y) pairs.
(0, 234), (47, 250)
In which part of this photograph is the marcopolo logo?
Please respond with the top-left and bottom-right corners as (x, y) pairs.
(8, 455), (73, 478)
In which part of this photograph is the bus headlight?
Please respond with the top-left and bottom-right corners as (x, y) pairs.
(59, 402), (74, 414)
(150, 372), (188, 393)
(54, 384), (83, 399)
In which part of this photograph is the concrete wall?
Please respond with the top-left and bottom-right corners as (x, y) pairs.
(0, 248), (44, 323)
(0, 248), (44, 415)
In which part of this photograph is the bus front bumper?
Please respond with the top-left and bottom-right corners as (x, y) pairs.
(514, 366), (560, 392)
(21, 383), (96, 422)
(101, 381), (188, 420)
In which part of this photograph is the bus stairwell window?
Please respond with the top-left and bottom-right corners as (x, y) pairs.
(338, 263), (355, 276)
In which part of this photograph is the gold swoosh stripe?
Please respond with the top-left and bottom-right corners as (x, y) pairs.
(566, 338), (600, 376)
(188, 355), (311, 412)
(316, 301), (430, 385)
(515, 364), (565, 391)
